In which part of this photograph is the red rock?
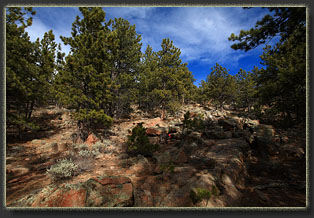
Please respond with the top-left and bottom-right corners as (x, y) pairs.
(94, 176), (131, 185)
(32, 188), (87, 207)
(146, 127), (162, 136)
(85, 133), (99, 148)
(54, 189), (87, 207)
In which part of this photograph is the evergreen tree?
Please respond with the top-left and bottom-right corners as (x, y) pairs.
(235, 68), (258, 112)
(202, 63), (237, 110)
(33, 30), (58, 106)
(57, 7), (113, 131)
(195, 80), (209, 105)
(153, 38), (194, 119)
(137, 40), (195, 118)
(107, 17), (142, 118)
(229, 7), (306, 122)
(6, 7), (40, 132)
(52, 43), (66, 108)
(228, 7), (306, 51)
(137, 45), (158, 112)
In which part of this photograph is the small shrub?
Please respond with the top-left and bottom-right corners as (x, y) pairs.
(78, 150), (92, 157)
(190, 185), (219, 206)
(74, 109), (113, 129)
(73, 143), (88, 151)
(93, 141), (107, 153)
(127, 123), (159, 156)
(168, 101), (182, 116)
(160, 161), (175, 173)
(46, 159), (78, 181)
(182, 111), (206, 135)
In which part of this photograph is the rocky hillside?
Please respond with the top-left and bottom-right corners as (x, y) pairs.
(6, 104), (306, 207)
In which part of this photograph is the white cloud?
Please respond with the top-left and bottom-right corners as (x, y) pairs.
(104, 7), (154, 20)
(26, 12), (72, 55)
(102, 7), (269, 68)
(24, 7), (270, 75)
(26, 18), (50, 42)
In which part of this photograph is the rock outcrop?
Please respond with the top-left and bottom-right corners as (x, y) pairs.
(30, 176), (133, 207)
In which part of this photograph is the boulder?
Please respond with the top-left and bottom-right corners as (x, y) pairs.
(146, 127), (166, 136)
(244, 118), (260, 129)
(31, 175), (133, 207)
(31, 185), (87, 207)
(203, 126), (225, 139)
(85, 176), (133, 207)
(126, 155), (153, 176)
(85, 133), (99, 148)
(38, 142), (58, 153)
(218, 118), (238, 130)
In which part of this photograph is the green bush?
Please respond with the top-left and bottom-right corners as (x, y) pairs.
(190, 185), (219, 206)
(78, 149), (99, 158)
(74, 109), (113, 129)
(160, 161), (175, 173)
(46, 158), (79, 181)
(127, 123), (159, 156)
(182, 111), (206, 134)
(167, 101), (182, 116)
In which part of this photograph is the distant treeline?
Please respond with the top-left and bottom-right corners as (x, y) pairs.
(6, 7), (306, 133)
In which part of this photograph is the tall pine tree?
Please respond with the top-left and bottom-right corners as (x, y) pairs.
(107, 17), (142, 118)
(153, 38), (194, 119)
(201, 63), (237, 110)
(235, 68), (258, 112)
(6, 7), (41, 133)
(57, 7), (113, 131)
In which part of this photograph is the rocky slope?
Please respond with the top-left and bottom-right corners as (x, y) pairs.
(5, 104), (306, 207)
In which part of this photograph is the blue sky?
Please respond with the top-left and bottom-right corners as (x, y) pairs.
(25, 7), (277, 86)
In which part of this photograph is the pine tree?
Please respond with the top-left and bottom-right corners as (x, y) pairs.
(229, 7), (306, 122)
(107, 17), (142, 118)
(202, 63), (237, 110)
(152, 38), (194, 119)
(33, 30), (57, 107)
(6, 7), (41, 133)
(57, 7), (113, 131)
(235, 68), (258, 112)
(137, 45), (158, 112)
(228, 7), (306, 51)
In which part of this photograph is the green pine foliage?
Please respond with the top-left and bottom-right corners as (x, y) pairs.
(190, 185), (219, 206)
(137, 39), (195, 119)
(7, 6), (305, 141)
(235, 68), (258, 112)
(190, 185), (219, 205)
(56, 7), (114, 130)
(6, 7), (57, 134)
(127, 123), (159, 156)
(229, 7), (306, 123)
(107, 17), (143, 118)
(199, 63), (237, 109)
(182, 111), (206, 135)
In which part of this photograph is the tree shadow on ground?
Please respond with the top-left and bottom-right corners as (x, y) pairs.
(6, 110), (65, 144)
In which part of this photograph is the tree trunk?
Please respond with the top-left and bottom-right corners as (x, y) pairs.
(161, 102), (166, 120)
(27, 101), (34, 120)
